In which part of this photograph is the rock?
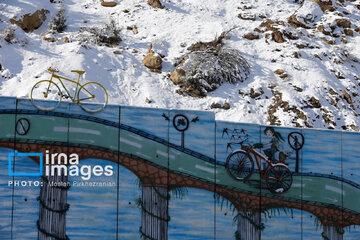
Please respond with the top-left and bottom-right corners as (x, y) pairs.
(132, 49), (138, 53)
(322, 37), (335, 45)
(309, 97), (321, 108)
(279, 73), (288, 79)
(259, 19), (277, 31)
(238, 13), (256, 21)
(43, 36), (56, 42)
(274, 69), (285, 75)
(113, 50), (121, 54)
(170, 69), (185, 85)
(122, 9), (130, 13)
(184, 86), (203, 98)
(250, 88), (264, 99)
(283, 31), (299, 40)
(175, 89), (185, 96)
(341, 90), (354, 107)
(355, 27), (360, 33)
(344, 29), (353, 36)
(350, 124), (359, 132)
(210, 103), (222, 109)
(311, 0), (335, 12)
(329, 88), (338, 95)
(223, 103), (230, 110)
(100, 0), (117, 7)
(243, 33), (259, 40)
(317, 25), (331, 35)
(61, 37), (70, 43)
(148, 0), (164, 9)
(210, 102), (230, 110)
(132, 26), (138, 34)
(145, 97), (152, 104)
(288, 15), (310, 29)
(142, 44), (162, 70)
(336, 18), (351, 28)
(272, 31), (285, 43)
(10, 9), (49, 32)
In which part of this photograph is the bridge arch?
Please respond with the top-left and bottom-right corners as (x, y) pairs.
(2, 142), (360, 228)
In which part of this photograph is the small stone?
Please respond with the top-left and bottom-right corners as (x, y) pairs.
(61, 37), (70, 43)
(341, 89), (354, 106)
(238, 13), (256, 21)
(180, 43), (186, 47)
(113, 50), (121, 54)
(293, 52), (300, 58)
(145, 97), (152, 104)
(132, 49), (138, 53)
(322, 37), (335, 45)
(148, 0), (164, 8)
(210, 103), (222, 109)
(344, 29), (353, 36)
(122, 9), (130, 13)
(274, 69), (285, 75)
(175, 89), (185, 96)
(43, 36), (55, 42)
(309, 97), (321, 108)
(243, 33), (260, 40)
(279, 73), (288, 79)
(132, 26), (138, 35)
(336, 18), (351, 28)
(100, 0), (117, 7)
(170, 69), (185, 85)
(272, 31), (286, 43)
(223, 102), (230, 110)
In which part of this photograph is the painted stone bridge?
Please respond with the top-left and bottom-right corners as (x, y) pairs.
(1, 96), (360, 240)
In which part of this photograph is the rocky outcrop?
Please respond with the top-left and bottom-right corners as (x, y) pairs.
(10, 9), (49, 32)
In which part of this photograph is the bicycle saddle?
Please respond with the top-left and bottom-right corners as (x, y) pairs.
(47, 67), (59, 72)
(71, 70), (85, 75)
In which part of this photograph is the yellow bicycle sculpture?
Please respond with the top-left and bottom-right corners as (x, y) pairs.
(30, 68), (108, 113)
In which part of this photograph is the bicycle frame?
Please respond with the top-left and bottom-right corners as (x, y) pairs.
(47, 70), (93, 103)
(244, 145), (274, 180)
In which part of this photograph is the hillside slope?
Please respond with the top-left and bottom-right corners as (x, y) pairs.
(0, 0), (359, 131)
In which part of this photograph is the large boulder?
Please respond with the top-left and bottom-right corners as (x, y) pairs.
(10, 9), (49, 32)
(288, 1), (323, 29)
(142, 44), (163, 71)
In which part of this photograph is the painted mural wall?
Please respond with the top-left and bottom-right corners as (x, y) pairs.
(0, 96), (359, 239)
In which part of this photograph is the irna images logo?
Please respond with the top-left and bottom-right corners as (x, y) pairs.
(8, 150), (113, 180)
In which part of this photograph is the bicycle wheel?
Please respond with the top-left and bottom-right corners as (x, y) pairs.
(225, 150), (254, 181)
(30, 80), (62, 111)
(266, 164), (292, 194)
(77, 82), (108, 113)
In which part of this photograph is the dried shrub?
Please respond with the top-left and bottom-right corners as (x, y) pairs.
(178, 47), (250, 95)
(79, 18), (121, 47)
(3, 27), (15, 43)
(49, 4), (67, 33)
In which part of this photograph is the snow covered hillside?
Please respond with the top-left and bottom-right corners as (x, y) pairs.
(0, 0), (359, 131)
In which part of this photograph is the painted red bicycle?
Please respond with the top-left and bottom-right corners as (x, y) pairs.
(225, 143), (293, 194)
